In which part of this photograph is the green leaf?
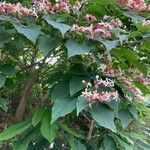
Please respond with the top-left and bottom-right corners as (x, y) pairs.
(96, 38), (119, 53)
(41, 110), (58, 143)
(128, 31), (143, 38)
(119, 35), (127, 45)
(69, 135), (76, 150)
(70, 76), (90, 96)
(112, 134), (134, 150)
(129, 107), (138, 119)
(0, 15), (16, 22)
(107, 101), (119, 111)
(32, 107), (46, 126)
(60, 123), (84, 139)
(0, 28), (12, 47)
(118, 109), (132, 128)
(134, 61), (148, 75)
(0, 120), (31, 141)
(0, 98), (8, 112)
(118, 133), (134, 145)
(65, 39), (91, 58)
(70, 63), (88, 76)
(51, 97), (76, 123)
(87, 4), (107, 17)
(44, 16), (71, 37)
(87, 0), (109, 16)
(12, 127), (39, 150)
(37, 35), (60, 56)
(123, 11), (144, 22)
(103, 136), (117, 150)
(46, 71), (64, 84)
(75, 141), (86, 150)
(69, 135), (86, 150)
(140, 39), (150, 52)
(111, 48), (139, 64)
(0, 73), (6, 88)
(136, 23), (150, 33)
(13, 23), (42, 44)
(0, 64), (16, 76)
(5, 78), (15, 90)
(134, 82), (150, 95)
(76, 96), (88, 116)
(91, 103), (116, 132)
(51, 80), (70, 101)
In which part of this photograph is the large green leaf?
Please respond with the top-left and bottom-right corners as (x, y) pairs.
(0, 120), (31, 141)
(0, 64), (16, 76)
(118, 109), (132, 128)
(65, 39), (91, 58)
(37, 35), (60, 56)
(13, 23), (42, 44)
(96, 38), (119, 53)
(76, 96), (88, 116)
(91, 103), (116, 132)
(51, 97), (76, 123)
(51, 80), (70, 101)
(44, 16), (71, 37)
(32, 107), (46, 126)
(103, 136), (117, 150)
(41, 110), (58, 143)
(0, 98), (8, 112)
(0, 73), (6, 88)
(70, 76), (90, 96)
(12, 127), (39, 150)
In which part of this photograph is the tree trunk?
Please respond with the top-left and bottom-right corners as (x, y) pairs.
(14, 57), (47, 121)
(14, 80), (33, 121)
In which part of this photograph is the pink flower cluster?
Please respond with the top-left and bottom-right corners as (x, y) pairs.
(0, 0), (82, 16)
(33, 0), (69, 15)
(118, 77), (146, 102)
(136, 75), (150, 86)
(99, 64), (122, 77)
(142, 20), (150, 26)
(0, 1), (32, 16)
(93, 75), (115, 88)
(71, 18), (122, 39)
(84, 14), (97, 22)
(118, 0), (150, 12)
(73, 1), (82, 11)
(82, 76), (119, 107)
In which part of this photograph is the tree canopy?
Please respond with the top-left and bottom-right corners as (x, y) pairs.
(0, 0), (150, 149)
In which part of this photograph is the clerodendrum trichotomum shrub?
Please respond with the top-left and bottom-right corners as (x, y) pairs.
(0, 0), (150, 149)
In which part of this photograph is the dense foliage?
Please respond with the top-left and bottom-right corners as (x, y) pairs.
(0, 0), (150, 149)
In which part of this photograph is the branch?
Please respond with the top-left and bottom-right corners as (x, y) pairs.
(31, 90), (50, 115)
(87, 120), (95, 141)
